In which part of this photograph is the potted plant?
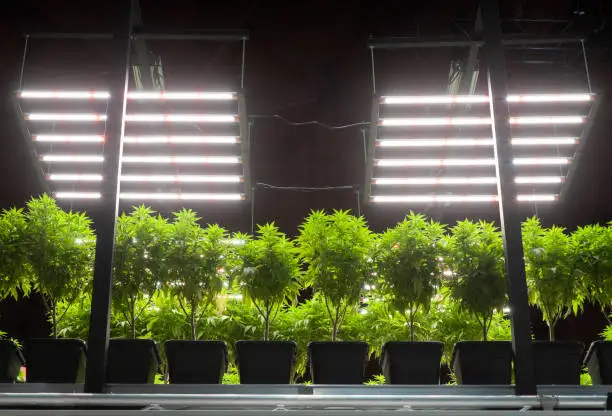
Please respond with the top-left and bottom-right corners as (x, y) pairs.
(0, 207), (29, 382)
(21, 195), (93, 383)
(297, 210), (372, 384)
(522, 217), (584, 385)
(570, 224), (612, 384)
(108, 206), (167, 384)
(444, 220), (512, 385)
(376, 212), (445, 384)
(163, 209), (230, 384)
(235, 223), (301, 384)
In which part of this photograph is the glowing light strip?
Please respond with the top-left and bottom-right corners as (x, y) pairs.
(33, 135), (105, 143)
(122, 156), (240, 164)
(373, 176), (564, 185)
(125, 114), (237, 123)
(377, 138), (493, 147)
(371, 194), (558, 203)
(48, 174), (103, 181)
(381, 95), (489, 105)
(119, 193), (243, 201)
(120, 175), (241, 183)
(26, 113), (107, 121)
(377, 137), (578, 147)
(20, 91), (109, 99)
(55, 192), (101, 199)
(123, 135), (238, 144)
(509, 116), (585, 124)
(506, 94), (593, 103)
(380, 117), (492, 126)
(41, 155), (104, 162)
(376, 159), (495, 167)
(513, 157), (570, 165)
(127, 92), (235, 100)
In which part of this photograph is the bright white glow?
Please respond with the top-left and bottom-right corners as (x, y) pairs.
(509, 116), (585, 125)
(378, 138), (493, 147)
(119, 193), (243, 201)
(517, 194), (558, 202)
(48, 174), (103, 181)
(507, 94), (593, 103)
(374, 177), (497, 185)
(34, 134), (105, 143)
(122, 156), (240, 164)
(515, 176), (564, 184)
(55, 192), (101, 199)
(443, 270), (455, 277)
(372, 195), (497, 203)
(513, 157), (570, 165)
(512, 137), (577, 146)
(376, 158), (495, 167)
(125, 114), (236, 123)
(380, 117), (492, 126)
(372, 194), (557, 203)
(20, 90), (109, 99)
(26, 113), (107, 121)
(123, 135), (238, 144)
(127, 91), (235, 100)
(375, 176), (565, 185)
(42, 155), (104, 163)
(503, 306), (511, 314)
(120, 174), (241, 183)
(381, 95), (489, 105)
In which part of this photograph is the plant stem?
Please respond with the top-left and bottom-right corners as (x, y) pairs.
(409, 309), (415, 342)
(51, 302), (57, 339)
(548, 320), (556, 342)
(129, 297), (136, 339)
(264, 317), (270, 341)
(190, 300), (197, 341)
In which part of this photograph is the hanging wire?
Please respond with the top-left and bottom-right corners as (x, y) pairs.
(361, 128), (367, 164)
(255, 183), (354, 192)
(355, 186), (361, 217)
(19, 35), (30, 89)
(250, 114), (368, 130)
(580, 39), (592, 93)
(240, 38), (247, 89)
(250, 186), (255, 235)
(370, 47), (376, 95)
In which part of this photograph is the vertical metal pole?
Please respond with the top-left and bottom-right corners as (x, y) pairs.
(238, 92), (250, 199)
(364, 98), (379, 202)
(84, 0), (133, 394)
(481, 0), (536, 395)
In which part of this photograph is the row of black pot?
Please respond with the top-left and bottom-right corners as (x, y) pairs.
(2, 338), (612, 385)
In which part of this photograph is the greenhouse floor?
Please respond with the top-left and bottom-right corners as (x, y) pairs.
(0, 385), (610, 414)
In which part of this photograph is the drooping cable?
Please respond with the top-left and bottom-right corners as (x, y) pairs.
(250, 114), (369, 130)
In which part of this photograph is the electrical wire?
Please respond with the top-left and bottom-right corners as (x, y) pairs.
(250, 114), (369, 130)
(255, 183), (355, 192)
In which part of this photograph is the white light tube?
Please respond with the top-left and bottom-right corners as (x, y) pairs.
(120, 175), (241, 183)
(373, 177), (497, 185)
(509, 116), (585, 124)
(515, 176), (564, 184)
(41, 155), (104, 163)
(33, 134), (105, 143)
(507, 94), (593, 103)
(127, 92), (235, 100)
(372, 195), (497, 203)
(26, 113), (107, 121)
(20, 91), (109, 99)
(376, 159), (496, 167)
(517, 194), (558, 202)
(513, 157), (570, 165)
(381, 95), (490, 105)
(55, 192), (101, 199)
(119, 193), (243, 201)
(511, 137), (578, 146)
(377, 138), (494, 147)
(123, 135), (238, 144)
(121, 156), (240, 164)
(48, 174), (103, 181)
(125, 114), (237, 123)
(380, 117), (492, 126)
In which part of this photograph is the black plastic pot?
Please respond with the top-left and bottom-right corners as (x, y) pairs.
(308, 341), (369, 384)
(164, 340), (227, 384)
(451, 341), (513, 385)
(235, 340), (296, 384)
(381, 341), (443, 385)
(0, 340), (24, 383)
(107, 339), (160, 384)
(24, 338), (86, 383)
(532, 341), (584, 385)
(585, 341), (612, 385)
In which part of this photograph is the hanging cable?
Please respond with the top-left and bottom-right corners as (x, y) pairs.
(250, 114), (369, 130)
(370, 47), (377, 95)
(580, 39), (592, 93)
(355, 186), (362, 217)
(19, 35), (30, 89)
(250, 186), (255, 235)
(255, 183), (355, 192)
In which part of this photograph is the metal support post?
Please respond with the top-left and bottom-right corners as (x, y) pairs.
(238, 92), (251, 200)
(84, 0), (133, 393)
(481, 0), (536, 395)
(364, 98), (380, 201)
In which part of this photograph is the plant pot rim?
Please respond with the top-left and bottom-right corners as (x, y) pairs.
(0, 339), (25, 365)
(308, 341), (368, 347)
(450, 340), (513, 368)
(165, 340), (227, 345)
(584, 340), (612, 363)
(235, 340), (297, 346)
